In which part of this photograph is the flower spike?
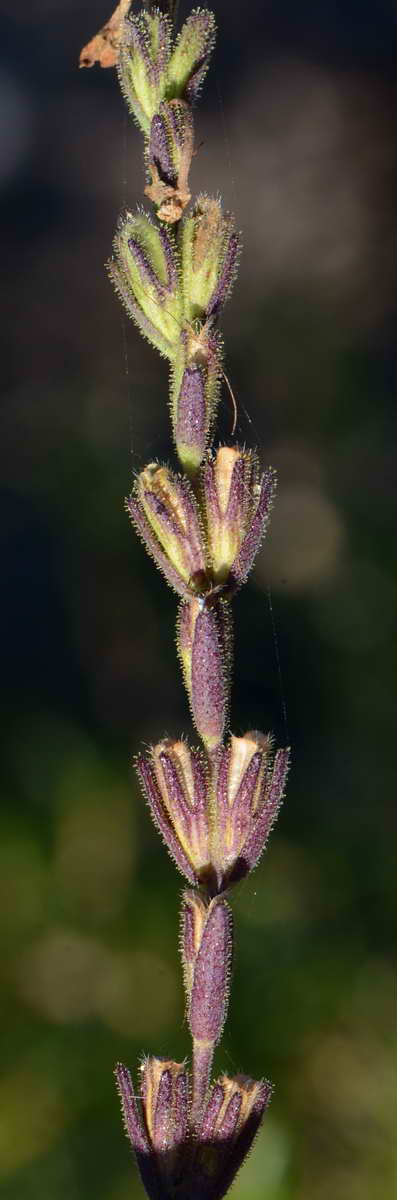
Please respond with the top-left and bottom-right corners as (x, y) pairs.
(93, 0), (294, 1195)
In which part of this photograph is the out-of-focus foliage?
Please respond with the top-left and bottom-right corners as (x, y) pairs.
(1, 1), (397, 1198)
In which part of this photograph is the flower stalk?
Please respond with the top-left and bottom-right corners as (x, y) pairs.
(84, 3), (290, 1195)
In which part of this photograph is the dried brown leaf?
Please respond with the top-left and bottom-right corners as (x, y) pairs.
(79, 0), (131, 69)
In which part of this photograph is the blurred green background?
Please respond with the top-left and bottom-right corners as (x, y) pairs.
(1, 1), (397, 1197)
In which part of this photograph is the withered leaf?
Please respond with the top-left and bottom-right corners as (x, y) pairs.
(79, 0), (132, 69)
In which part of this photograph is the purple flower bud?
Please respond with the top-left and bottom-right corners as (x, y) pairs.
(171, 326), (222, 473)
(181, 197), (241, 325)
(145, 100), (194, 224)
(176, 364), (207, 470)
(127, 463), (207, 598)
(196, 1073), (272, 1200)
(181, 892), (233, 1045)
(115, 1058), (188, 1200)
(202, 446), (276, 589)
(191, 605), (227, 753)
(177, 598), (233, 754)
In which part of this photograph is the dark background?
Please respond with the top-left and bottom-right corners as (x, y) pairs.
(1, 2), (397, 1198)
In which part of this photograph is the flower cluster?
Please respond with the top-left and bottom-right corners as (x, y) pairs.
(127, 448), (276, 598)
(137, 732), (289, 891)
(116, 1060), (271, 1200)
(98, 5), (291, 1198)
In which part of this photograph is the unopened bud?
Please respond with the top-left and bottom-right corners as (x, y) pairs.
(108, 211), (182, 360)
(181, 892), (232, 1045)
(177, 598), (232, 753)
(202, 447), (276, 588)
(145, 99), (194, 224)
(127, 463), (206, 597)
(171, 326), (222, 472)
(181, 196), (240, 325)
(118, 9), (172, 136)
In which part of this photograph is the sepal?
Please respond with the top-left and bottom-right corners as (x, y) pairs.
(127, 462), (206, 597)
(118, 8), (216, 137)
(136, 738), (210, 886)
(118, 8), (172, 135)
(180, 196), (240, 324)
(167, 8), (216, 104)
(116, 1059), (188, 1200)
(216, 734), (290, 887)
(202, 447), (276, 587)
(108, 210), (182, 360)
(196, 1073), (272, 1200)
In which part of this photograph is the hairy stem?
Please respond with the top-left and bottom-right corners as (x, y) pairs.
(191, 1038), (214, 1133)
